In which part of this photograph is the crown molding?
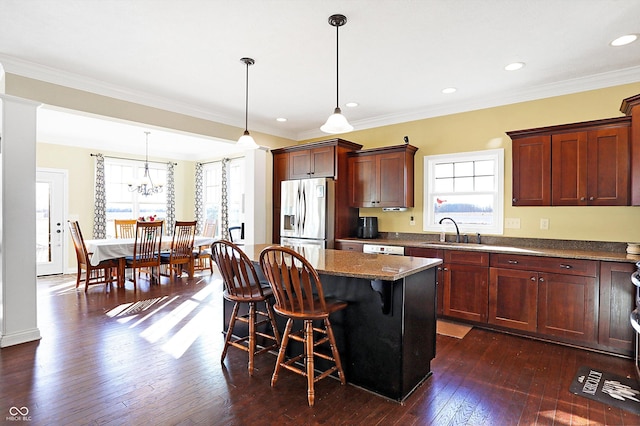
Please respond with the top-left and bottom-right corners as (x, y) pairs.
(296, 66), (640, 141)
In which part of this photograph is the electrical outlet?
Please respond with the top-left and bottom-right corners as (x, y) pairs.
(505, 217), (520, 229)
(409, 215), (415, 226)
(540, 218), (549, 230)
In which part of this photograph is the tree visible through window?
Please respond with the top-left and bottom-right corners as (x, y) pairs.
(423, 149), (504, 235)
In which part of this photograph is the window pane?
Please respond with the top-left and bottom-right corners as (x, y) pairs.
(455, 177), (473, 192)
(454, 162), (473, 177)
(475, 176), (494, 191)
(434, 163), (453, 178)
(434, 177), (453, 192)
(475, 160), (494, 176)
(433, 194), (495, 226)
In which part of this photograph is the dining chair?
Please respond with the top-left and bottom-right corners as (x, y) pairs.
(125, 220), (163, 288)
(160, 220), (197, 279)
(212, 240), (280, 376)
(68, 220), (120, 291)
(194, 219), (216, 273)
(114, 219), (137, 238)
(259, 245), (347, 407)
(228, 225), (243, 243)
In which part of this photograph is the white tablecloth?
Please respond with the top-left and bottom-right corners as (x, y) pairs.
(84, 236), (217, 266)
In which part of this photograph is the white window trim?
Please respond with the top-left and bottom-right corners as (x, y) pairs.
(423, 148), (504, 235)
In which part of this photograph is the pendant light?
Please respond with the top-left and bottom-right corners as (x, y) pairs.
(321, 14), (353, 134)
(237, 57), (259, 149)
(128, 131), (164, 196)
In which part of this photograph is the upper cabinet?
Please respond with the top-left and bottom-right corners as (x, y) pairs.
(507, 117), (631, 206)
(271, 139), (362, 243)
(347, 144), (418, 208)
(289, 145), (335, 179)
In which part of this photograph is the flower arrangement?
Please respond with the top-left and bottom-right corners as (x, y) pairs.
(138, 214), (158, 222)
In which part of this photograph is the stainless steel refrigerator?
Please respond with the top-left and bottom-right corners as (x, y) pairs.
(280, 177), (335, 249)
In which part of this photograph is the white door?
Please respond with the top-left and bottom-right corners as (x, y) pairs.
(36, 169), (67, 276)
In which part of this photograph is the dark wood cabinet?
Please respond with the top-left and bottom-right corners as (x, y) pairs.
(511, 135), (551, 206)
(599, 261), (635, 356)
(289, 145), (335, 179)
(348, 145), (417, 208)
(489, 268), (538, 331)
(442, 250), (489, 323)
(489, 253), (598, 344)
(334, 241), (364, 252)
(271, 139), (362, 244)
(507, 116), (631, 206)
(406, 247), (444, 316)
(552, 126), (629, 206)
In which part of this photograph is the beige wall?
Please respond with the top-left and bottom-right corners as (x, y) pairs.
(305, 82), (640, 243)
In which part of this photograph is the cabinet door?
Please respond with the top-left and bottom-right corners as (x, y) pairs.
(310, 146), (335, 178)
(334, 241), (363, 252)
(348, 155), (377, 207)
(586, 127), (629, 206)
(552, 131), (588, 205)
(489, 268), (537, 331)
(443, 263), (488, 323)
(537, 272), (597, 343)
(599, 262), (635, 354)
(407, 247), (444, 316)
(378, 151), (410, 207)
(512, 135), (551, 206)
(289, 150), (311, 179)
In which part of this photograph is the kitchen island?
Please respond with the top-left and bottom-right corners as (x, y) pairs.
(223, 244), (442, 402)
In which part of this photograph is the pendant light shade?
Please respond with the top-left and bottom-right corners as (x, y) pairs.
(321, 14), (353, 134)
(238, 57), (259, 149)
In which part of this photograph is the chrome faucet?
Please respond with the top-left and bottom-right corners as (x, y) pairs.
(438, 217), (460, 243)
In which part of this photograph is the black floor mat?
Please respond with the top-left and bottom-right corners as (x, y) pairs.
(570, 366), (640, 415)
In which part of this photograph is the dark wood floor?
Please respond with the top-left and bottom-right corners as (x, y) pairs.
(2, 270), (640, 425)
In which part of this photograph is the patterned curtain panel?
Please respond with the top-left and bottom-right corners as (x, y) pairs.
(221, 158), (230, 240)
(194, 162), (203, 235)
(165, 162), (176, 235)
(92, 154), (107, 239)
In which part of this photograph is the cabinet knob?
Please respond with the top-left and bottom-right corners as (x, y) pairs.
(580, 197), (585, 201)
(530, 277), (536, 281)
(589, 196), (594, 201)
(539, 277), (545, 282)
(559, 264), (573, 269)
(443, 267), (448, 271)
(512, 198), (517, 203)
(508, 260), (519, 264)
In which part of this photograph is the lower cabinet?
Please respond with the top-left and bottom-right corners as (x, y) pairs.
(334, 241), (363, 252)
(442, 251), (489, 323)
(489, 254), (598, 345)
(598, 261), (635, 355)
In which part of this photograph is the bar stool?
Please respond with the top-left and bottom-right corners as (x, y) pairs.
(259, 245), (347, 407)
(211, 240), (280, 376)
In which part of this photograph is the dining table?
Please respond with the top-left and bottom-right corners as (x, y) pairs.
(84, 236), (217, 287)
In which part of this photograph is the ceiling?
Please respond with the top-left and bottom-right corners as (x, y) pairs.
(1, 0), (640, 159)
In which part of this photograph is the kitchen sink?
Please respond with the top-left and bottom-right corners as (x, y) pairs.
(415, 241), (539, 254)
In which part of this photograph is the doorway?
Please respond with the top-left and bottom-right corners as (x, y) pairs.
(36, 168), (67, 276)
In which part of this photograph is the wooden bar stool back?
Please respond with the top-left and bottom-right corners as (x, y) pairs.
(211, 240), (281, 376)
(259, 245), (347, 407)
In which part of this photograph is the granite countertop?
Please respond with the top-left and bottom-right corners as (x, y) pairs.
(336, 236), (640, 264)
(241, 244), (442, 281)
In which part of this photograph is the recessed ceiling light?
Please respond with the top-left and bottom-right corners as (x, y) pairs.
(504, 62), (525, 71)
(345, 102), (359, 108)
(442, 87), (457, 94)
(276, 117), (287, 122)
(611, 34), (638, 46)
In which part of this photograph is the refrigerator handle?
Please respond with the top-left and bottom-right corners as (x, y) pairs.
(301, 185), (306, 233)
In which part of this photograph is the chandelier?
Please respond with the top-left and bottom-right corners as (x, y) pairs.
(128, 131), (163, 196)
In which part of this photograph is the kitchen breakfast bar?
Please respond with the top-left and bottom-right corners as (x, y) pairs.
(223, 244), (443, 402)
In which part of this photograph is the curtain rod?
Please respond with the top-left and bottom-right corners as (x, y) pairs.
(90, 153), (177, 166)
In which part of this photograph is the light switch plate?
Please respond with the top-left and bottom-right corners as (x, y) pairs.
(505, 217), (521, 229)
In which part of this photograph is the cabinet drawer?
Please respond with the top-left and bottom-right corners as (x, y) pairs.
(444, 250), (489, 266)
(490, 254), (597, 277)
(335, 241), (363, 252)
